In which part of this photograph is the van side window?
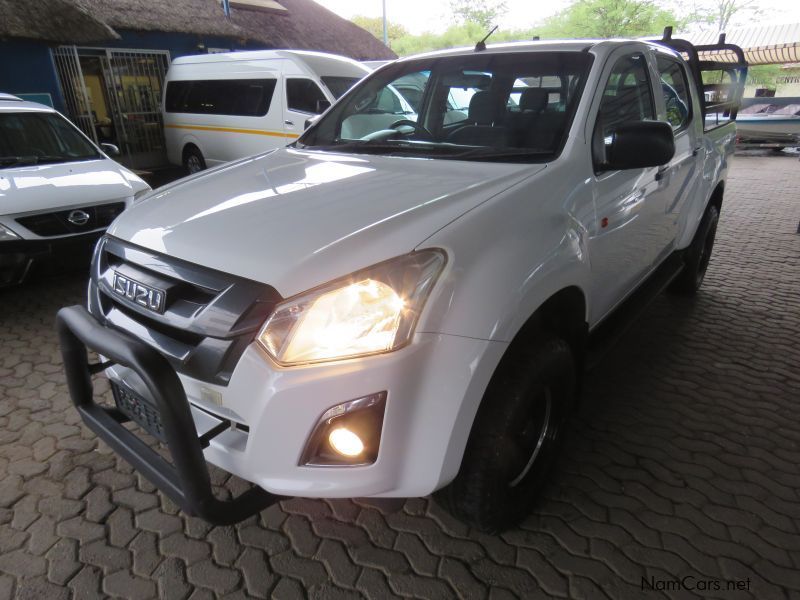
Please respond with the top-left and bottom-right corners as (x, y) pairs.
(593, 53), (654, 164)
(656, 56), (692, 131)
(165, 79), (276, 116)
(286, 79), (328, 114)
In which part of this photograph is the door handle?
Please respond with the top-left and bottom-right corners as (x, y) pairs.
(655, 165), (670, 181)
(284, 120), (294, 126)
(692, 146), (701, 156)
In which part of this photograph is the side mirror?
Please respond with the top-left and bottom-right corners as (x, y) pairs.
(603, 121), (675, 170)
(101, 143), (120, 156)
(315, 99), (331, 114)
(304, 114), (322, 130)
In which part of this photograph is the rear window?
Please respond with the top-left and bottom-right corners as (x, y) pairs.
(165, 79), (276, 116)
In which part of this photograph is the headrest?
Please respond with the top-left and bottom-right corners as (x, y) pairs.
(468, 91), (503, 125)
(519, 88), (548, 112)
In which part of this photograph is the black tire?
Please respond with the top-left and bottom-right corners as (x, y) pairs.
(436, 335), (576, 532)
(669, 203), (719, 295)
(183, 145), (206, 175)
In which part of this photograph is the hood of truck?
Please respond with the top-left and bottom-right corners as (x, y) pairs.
(108, 148), (543, 297)
(0, 158), (148, 215)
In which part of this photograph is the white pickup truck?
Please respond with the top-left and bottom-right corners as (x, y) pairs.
(57, 31), (747, 532)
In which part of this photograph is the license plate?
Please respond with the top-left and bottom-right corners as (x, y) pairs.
(112, 381), (166, 442)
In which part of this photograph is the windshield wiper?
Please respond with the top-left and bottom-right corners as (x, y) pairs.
(0, 155), (40, 167)
(450, 148), (554, 162)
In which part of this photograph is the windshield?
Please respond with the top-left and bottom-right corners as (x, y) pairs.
(321, 76), (363, 99)
(299, 52), (593, 163)
(773, 104), (800, 116)
(0, 112), (101, 168)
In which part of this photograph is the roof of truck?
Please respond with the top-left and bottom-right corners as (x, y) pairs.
(394, 39), (675, 62)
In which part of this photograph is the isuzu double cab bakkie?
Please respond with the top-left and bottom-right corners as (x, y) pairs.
(58, 31), (747, 532)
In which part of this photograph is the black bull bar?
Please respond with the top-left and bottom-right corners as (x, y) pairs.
(56, 305), (279, 525)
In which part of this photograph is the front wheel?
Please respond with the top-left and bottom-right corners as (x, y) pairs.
(183, 146), (206, 175)
(669, 203), (719, 295)
(436, 335), (576, 532)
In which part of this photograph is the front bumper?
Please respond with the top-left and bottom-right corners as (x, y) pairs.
(58, 302), (507, 518)
(56, 305), (278, 525)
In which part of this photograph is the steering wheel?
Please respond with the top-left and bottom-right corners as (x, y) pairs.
(389, 119), (433, 141)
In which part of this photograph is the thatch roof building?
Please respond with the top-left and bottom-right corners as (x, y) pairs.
(0, 0), (395, 60)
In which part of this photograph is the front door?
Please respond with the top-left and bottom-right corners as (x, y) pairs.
(587, 50), (666, 324)
(282, 77), (330, 143)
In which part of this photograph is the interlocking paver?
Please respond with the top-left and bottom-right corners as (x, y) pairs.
(0, 155), (798, 598)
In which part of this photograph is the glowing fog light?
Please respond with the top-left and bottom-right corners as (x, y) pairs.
(328, 427), (364, 457)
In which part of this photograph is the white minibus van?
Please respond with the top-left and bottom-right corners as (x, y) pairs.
(163, 50), (370, 173)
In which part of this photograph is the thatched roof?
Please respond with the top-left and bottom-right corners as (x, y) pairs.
(230, 0), (397, 60)
(0, 0), (119, 44)
(0, 0), (395, 60)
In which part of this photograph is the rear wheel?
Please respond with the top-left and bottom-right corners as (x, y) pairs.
(183, 145), (206, 175)
(436, 335), (576, 532)
(669, 203), (719, 295)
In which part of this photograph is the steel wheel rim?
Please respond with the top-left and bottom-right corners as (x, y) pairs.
(187, 155), (202, 173)
(509, 388), (553, 488)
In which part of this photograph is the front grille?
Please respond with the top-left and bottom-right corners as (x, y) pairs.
(16, 202), (125, 237)
(89, 236), (282, 385)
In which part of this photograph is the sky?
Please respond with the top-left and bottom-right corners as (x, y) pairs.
(313, 0), (800, 35)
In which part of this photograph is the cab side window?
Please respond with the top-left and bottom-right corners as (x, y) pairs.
(286, 78), (329, 114)
(656, 56), (691, 131)
(593, 53), (654, 165)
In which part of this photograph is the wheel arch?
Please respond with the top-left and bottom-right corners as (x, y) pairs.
(437, 284), (588, 489)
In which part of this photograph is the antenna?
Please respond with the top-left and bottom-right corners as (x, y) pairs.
(475, 25), (498, 52)
(662, 26), (673, 41)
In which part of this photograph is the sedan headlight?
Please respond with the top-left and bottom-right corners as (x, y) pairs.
(0, 224), (20, 241)
(257, 249), (446, 366)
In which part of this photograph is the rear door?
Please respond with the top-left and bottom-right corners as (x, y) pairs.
(283, 76), (331, 142)
(649, 53), (703, 263)
(586, 49), (667, 323)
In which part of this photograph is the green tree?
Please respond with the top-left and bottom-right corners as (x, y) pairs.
(690, 0), (761, 33)
(351, 15), (409, 46)
(449, 0), (508, 29)
(537, 0), (682, 39)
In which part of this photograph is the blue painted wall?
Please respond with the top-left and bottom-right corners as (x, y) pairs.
(0, 39), (66, 112)
(0, 32), (269, 115)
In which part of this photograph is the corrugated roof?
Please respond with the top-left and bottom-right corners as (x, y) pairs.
(680, 23), (800, 65)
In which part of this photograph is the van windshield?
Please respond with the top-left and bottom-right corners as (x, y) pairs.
(321, 76), (362, 99)
(0, 112), (101, 168)
(298, 52), (592, 163)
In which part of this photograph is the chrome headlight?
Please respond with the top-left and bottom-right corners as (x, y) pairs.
(0, 224), (21, 241)
(257, 249), (446, 366)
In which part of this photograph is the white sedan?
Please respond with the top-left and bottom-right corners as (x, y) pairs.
(0, 93), (150, 285)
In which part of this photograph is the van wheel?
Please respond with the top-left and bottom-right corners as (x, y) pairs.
(183, 146), (206, 175)
(669, 203), (719, 295)
(436, 335), (575, 533)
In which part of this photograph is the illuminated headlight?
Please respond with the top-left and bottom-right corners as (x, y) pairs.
(257, 249), (446, 366)
(0, 224), (21, 241)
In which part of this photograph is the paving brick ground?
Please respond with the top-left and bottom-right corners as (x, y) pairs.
(1, 154), (799, 599)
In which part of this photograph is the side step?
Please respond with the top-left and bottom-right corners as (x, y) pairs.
(585, 252), (685, 370)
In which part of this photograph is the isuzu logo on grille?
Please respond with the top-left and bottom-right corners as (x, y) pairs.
(112, 272), (166, 314)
